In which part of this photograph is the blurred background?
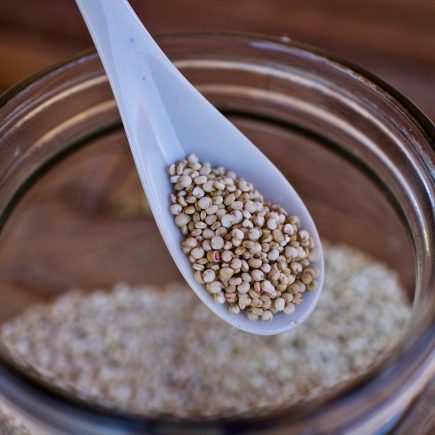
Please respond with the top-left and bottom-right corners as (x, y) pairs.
(0, 0), (434, 120)
(0, 1), (434, 433)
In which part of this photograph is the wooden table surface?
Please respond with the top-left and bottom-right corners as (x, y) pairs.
(0, 1), (433, 433)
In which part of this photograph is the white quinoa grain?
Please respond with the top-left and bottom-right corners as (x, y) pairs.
(267, 249), (279, 261)
(203, 180), (214, 192)
(261, 263), (271, 273)
(261, 310), (273, 321)
(266, 218), (277, 230)
(237, 281), (250, 294)
(251, 270), (265, 282)
(232, 210), (243, 224)
(283, 303), (296, 314)
(221, 214), (234, 228)
(261, 280), (275, 294)
(203, 269), (216, 283)
(214, 181), (225, 190)
(175, 213), (190, 227)
(187, 153), (199, 163)
(194, 271), (205, 284)
(246, 258), (260, 269)
(208, 281), (222, 294)
(192, 186), (205, 198)
(274, 298), (285, 312)
(221, 251), (233, 263)
(169, 204), (182, 215)
(230, 258), (242, 270)
(198, 196), (212, 209)
(219, 267), (234, 281)
(213, 292), (226, 304)
(241, 272), (252, 282)
(215, 227), (227, 237)
(206, 204), (219, 215)
(179, 175), (192, 187)
(248, 228), (261, 241)
(194, 175), (208, 185)
(285, 246), (298, 260)
(229, 277), (242, 286)
(231, 201), (243, 210)
(202, 228), (215, 239)
(211, 236), (224, 250)
(244, 200), (257, 214)
(231, 228), (244, 240)
(238, 294), (252, 310)
(191, 247), (205, 260)
(283, 223), (294, 234)
(251, 307), (263, 316)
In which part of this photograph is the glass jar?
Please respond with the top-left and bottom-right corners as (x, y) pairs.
(0, 33), (433, 434)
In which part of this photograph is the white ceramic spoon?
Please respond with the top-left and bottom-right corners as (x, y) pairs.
(75, 0), (324, 335)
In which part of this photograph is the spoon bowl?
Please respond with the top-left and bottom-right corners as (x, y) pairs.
(76, 0), (324, 334)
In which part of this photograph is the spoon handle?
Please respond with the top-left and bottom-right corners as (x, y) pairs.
(75, 0), (184, 190)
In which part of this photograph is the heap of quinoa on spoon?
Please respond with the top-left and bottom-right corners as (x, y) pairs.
(168, 154), (320, 321)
